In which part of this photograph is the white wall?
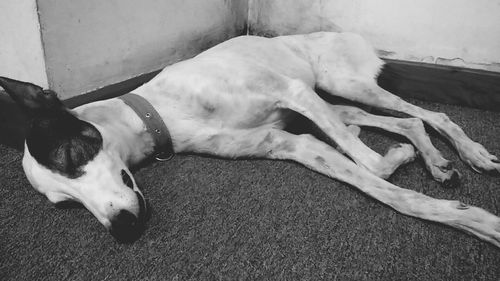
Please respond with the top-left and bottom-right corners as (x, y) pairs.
(38, 0), (248, 98)
(0, 0), (48, 88)
(2, 0), (499, 98)
(249, 0), (500, 72)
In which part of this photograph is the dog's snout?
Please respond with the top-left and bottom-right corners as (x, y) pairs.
(109, 210), (141, 243)
(111, 210), (137, 230)
(109, 192), (148, 242)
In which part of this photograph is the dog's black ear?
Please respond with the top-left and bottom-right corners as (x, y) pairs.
(0, 76), (64, 115)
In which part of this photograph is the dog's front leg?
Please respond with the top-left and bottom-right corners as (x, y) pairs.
(197, 127), (500, 248)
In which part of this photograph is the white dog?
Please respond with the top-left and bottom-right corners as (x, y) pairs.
(1, 32), (499, 245)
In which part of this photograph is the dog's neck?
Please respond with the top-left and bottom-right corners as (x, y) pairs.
(74, 98), (155, 166)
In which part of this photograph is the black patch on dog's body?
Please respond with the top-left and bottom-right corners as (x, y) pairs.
(26, 110), (103, 178)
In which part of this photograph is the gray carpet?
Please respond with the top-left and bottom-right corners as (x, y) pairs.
(1, 99), (500, 280)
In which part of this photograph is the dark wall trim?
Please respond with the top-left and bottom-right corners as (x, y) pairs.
(2, 59), (500, 150)
(378, 59), (500, 111)
(63, 70), (161, 109)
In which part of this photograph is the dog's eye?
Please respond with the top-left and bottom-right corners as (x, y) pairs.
(121, 169), (134, 189)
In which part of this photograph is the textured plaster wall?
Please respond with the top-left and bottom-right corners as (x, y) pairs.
(37, 0), (248, 98)
(0, 0), (48, 88)
(249, 0), (500, 72)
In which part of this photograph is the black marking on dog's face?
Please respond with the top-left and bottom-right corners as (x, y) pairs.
(26, 110), (103, 178)
(1, 76), (103, 178)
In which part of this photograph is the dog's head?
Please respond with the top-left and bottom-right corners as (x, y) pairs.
(0, 77), (147, 242)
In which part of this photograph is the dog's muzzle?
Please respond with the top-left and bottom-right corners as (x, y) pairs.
(109, 191), (147, 242)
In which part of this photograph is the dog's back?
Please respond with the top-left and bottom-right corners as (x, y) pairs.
(131, 32), (382, 132)
(198, 32), (383, 83)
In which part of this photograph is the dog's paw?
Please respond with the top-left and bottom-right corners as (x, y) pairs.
(441, 169), (460, 188)
(458, 141), (500, 174)
(429, 160), (461, 188)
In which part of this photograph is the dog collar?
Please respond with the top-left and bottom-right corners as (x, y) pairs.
(118, 93), (174, 161)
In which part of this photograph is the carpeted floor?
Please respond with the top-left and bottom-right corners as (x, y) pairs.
(1, 99), (500, 280)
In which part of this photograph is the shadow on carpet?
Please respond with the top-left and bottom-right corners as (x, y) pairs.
(1, 99), (500, 280)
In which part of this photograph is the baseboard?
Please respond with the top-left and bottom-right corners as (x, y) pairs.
(1, 59), (499, 150)
(63, 70), (162, 109)
(378, 59), (500, 111)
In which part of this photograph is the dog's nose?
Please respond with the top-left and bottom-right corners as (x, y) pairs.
(109, 210), (141, 242)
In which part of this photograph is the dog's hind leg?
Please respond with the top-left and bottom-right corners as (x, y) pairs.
(318, 79), (500, 174)
(330, 104), (460, 186)
(198, 127), (500, 247)
(275, 80), (416, 179)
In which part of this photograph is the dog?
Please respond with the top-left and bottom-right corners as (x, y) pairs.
(1, 32), (500, 245)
